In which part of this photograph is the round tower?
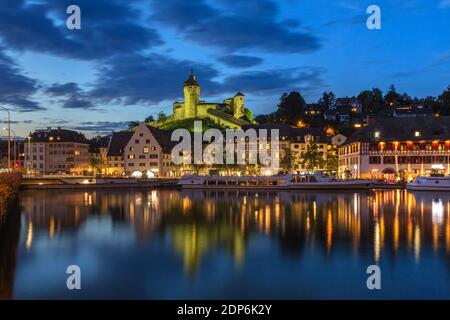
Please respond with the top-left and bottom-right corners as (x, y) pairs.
(183, 70), (200, 118)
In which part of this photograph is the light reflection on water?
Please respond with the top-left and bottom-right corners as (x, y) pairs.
(1, 189), (450, 299)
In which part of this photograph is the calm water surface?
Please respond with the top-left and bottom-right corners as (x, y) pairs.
(1, 188), (450, 299)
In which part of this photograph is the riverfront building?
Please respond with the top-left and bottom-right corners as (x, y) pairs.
(25, 127), (90, 175)
(338, 117), (450, 181)
(106, 123), (174, 177)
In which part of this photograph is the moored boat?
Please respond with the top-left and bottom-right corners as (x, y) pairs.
(177, 172), (373, 190)
(407, 174), (450, 191)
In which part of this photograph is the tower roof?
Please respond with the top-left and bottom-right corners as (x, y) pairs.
(234, 92), (245, 97)
(184, 69), (199, 86)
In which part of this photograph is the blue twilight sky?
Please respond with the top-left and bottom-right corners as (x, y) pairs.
(0, 0), (449, 137)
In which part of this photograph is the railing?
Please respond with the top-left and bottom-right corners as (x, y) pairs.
(364, 150), (450, 156)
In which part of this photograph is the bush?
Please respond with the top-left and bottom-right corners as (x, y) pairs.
(0, 173), (22, 207)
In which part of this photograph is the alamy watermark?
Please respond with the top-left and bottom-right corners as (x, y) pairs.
(171, 121), (280, 172)
(66, 265), (81, 290)
(66, 5), (81, 30)
(366, 5), (381, 30)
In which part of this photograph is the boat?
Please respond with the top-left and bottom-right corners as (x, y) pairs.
(407, 174), (450, 191)
(177, 172), (373, 190)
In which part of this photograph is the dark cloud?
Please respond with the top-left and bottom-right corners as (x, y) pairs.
(0, 0), (162, 61)
(62, 96), (97, 110)
(149, 0), (320, 54)
(89, 53), (220, 105)
(71, 121), (129, 135)
(0, 48), (44, 112)
(46, 82), (81, 96)
(220, 67), (325, 96)
(217, 54), (263, 68)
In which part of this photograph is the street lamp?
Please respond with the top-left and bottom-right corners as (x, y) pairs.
(0, 106), (11, 172)
(4, 128), (16, 171)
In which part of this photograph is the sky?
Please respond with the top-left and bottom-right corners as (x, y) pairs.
(0, 0), (449, 138)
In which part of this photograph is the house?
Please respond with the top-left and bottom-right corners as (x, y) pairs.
(25, 127), (90, 175)
(122, 123), (175, 177)
(338, 116), (450, 181)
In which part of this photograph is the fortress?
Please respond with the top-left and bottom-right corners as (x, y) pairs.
(157, 71), (252, 129)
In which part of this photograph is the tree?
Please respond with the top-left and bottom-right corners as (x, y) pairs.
(280, 148), (294, 173)
(277, 92), (305, 124)
(89, 157), (104, 175)
(128, 121), (139, 129)
(300, 142), (324, 173)
(145, 115), (155, 123)
(439, 85), (450, 115)
(384, 84), (401, 107)
(157, 111), (167, 121)
(319, 91), (336, 110)
(243, 108), (256, 123)
(325, 150), (338, 174)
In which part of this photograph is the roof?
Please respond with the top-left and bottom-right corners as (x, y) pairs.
(234, 92), (245, 97)
(146, 125), (176, 153)
(184, 70), (199, 86)
(30, 128), (87, 143)
(107, 131), (133, 156)
(89, 136), (110, 153)
(207, 108), (250, 126)
(343, 116), (450, 145)
(242, 123), (329, 143)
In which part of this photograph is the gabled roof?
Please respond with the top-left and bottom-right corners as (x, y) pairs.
(184, 70), (199, 86)
(107, 131), (133, 156)
(146, 125), (176, 153)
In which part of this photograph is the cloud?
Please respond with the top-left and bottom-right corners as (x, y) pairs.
(217, 54), (263, 68)
(149, 0), (320, 54)
(89, 53), (220, 105)
(70, 121), (129, 134)
(0, 0), (162, 61)
(0, 48), (44, 112)
(46, 82), (81, 96)
(220, 67), (325, 96)
(439, 0), (450, 8)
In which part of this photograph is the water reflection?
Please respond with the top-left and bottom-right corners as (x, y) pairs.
(3, 189), (450, 299)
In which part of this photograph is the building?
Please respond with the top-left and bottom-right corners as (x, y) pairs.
(241, 124), (332, 173)
(88, 136), (110, 174)
(106, 131), (133, 175)
(25, 127), (89, 175)
(156, 71), (252, 129)
(107, 123), (175, 177)
(338, 117), (450, 181)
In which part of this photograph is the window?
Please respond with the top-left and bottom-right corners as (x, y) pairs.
(143, 147), (149, 154)
(135, 139), (140, 144)
(128, 155), (135, 159)
(149, 154), (158, 159)
(129, 147), (134, 152)
(414, 131), (421, 137)
(383, 156), (395, 164)
(374, 131), (380, 138)
(369, 156), (381, 164)
(146, 139), (150, 143)
(139, 155), (146, 159)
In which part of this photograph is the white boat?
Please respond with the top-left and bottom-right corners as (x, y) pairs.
(177, 172), (373, 190)
(407, 174), (450, 191)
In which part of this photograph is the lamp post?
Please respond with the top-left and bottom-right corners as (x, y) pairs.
(0, 106), (11, 172)
(4, 128), (16, 171)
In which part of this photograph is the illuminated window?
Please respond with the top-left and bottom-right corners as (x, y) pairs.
(49, 136), (54, 141)
(143, 147), (149, 154)
(414, 131), (421, 137)
(374, 131), (380, 138)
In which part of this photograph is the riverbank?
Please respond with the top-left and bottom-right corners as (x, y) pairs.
(20, 177), (179, 190)
(0, 173), (22, 208)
